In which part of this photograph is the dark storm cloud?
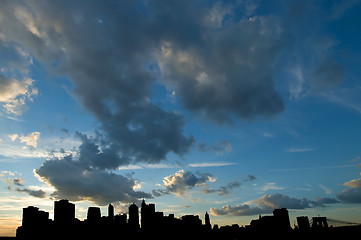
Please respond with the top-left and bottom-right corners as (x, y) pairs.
(0, 0), (286, 141)
(35, 156), (152, 205)
(157, 14), (285, 123)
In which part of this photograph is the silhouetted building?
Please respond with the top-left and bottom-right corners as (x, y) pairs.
(128, 203), (139, 229)
(312, 217), (328, 229)
(250, 208), (290, 233)
(54, 199), (75, 224)
(141, 199), (155, 230)
(297, 216), (310, 230)
(108, 203), (114, 220)
(273, 208), (291, 231)
(181, 214), (202, 231)
(87, 207), (101, 222)
(22, 206), (49, 227)
(114, 213), (127, 225)
(205, 211), (211, 231)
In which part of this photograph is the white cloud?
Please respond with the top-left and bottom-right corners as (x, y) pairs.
(188, 161), (236, 168)
(18, 132), (40, 148)
(319, 184), (332, 195)
(161, 170), (216, 197)
(0, 76), (38, 116)
(8, 134), (18, 142)
(261, 182), (284, 191)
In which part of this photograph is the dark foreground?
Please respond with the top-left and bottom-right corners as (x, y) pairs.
(14, 225), (361, 240)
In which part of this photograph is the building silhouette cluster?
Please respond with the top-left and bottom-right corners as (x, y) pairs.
(16, 199), (361, 239)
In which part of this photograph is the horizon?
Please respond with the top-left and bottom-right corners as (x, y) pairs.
(1, 0), (361, 237)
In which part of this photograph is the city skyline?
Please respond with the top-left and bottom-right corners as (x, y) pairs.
(16, 199), (360, 239)
(1, 0), (361, 237)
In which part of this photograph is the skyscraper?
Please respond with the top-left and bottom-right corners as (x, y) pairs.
(108, 204), (114, 220)
(205, 212), (211, 231)
(141, 199), (155, 230)
(128, 203), (139, 229)
(54, 200), (75, 224)
(87, 207), (101, 222)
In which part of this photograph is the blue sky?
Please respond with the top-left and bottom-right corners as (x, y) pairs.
(1, 0), (361, 236)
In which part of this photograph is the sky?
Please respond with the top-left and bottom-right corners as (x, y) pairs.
(1, 0), (361, 236)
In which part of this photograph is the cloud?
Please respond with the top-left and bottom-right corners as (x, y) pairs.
(336, 174), (361, 203)
(18, 132), (40, 148)
(158, 170), (216, 197)
(261, 182), (284, 191)
(210, 193), (338, 216)
(0, 0), (195, 169)
(8, 134), (18, 142)
(203, 180), (241, 196)
(254, 193), (314, 210)
(286, 147), (316, 153)
(13, 177), (24, 186)
(0, 172), (46, 198)
(157, 14), (285, 124)
(247, 175), (257, 181)
(311, 57), (345, 89)
(197, 140), (232, 154)
(0, 75), (38, 116)
(7, 132), (40, 148)
(16, 188), (46, 198)
(188, 161), (236, 168)
(210, 203), (266, 216)
(343, 178), (361, 188)
(35, 156), (152, 205)
(337, 188), (361, 204)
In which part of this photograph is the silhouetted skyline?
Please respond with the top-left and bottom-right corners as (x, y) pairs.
(16, 199), (361, 239)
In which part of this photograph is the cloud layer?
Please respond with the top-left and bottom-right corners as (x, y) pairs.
(210, 193), (337, 216)
(0, 0), (352, 206)
(35, 155), (152, 205)
(337, 174), (361, 203)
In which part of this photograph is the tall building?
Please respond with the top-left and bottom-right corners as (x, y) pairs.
(141, 199), (155, 230)
(205, 212), (211, 231)
(108, 204), (114, 220)
(87, 207), (101, 222)
(128, 203), (139, 228)
(54, 199), (75, 224)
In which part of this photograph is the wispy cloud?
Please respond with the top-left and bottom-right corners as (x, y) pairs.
(270, 164), (355, 172)
(286, 147), (315, 153)
(261, 182), (284, 191)
(320, 87), (361, 115)
(188, 161), (236, 168)
(319, 184), (332, 195)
